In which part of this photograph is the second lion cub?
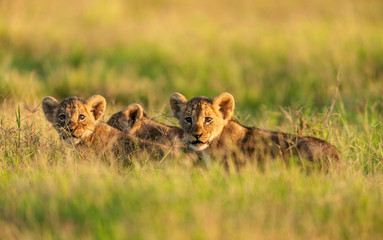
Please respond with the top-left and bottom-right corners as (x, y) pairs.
(107, 104), (183, 145)
(169, 92), (342, 165)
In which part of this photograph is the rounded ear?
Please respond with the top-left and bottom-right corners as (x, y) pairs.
(122, 104), (144, 126)
(213, 92), (235, 120)
(42, 96), (60, 123)
(85, 95), (106, 122)
(169, 93), (188, 120)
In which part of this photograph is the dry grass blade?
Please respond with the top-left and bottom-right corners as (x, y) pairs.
(324, 70), (341, 125)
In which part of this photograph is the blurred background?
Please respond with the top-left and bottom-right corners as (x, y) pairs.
(0, 0), (382, 120)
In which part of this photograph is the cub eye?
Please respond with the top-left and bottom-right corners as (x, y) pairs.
(78, 114), (86, 121)
(185, 117), (192, 124)
(205, 117), (212, 123)
(58, 114), (66, 121)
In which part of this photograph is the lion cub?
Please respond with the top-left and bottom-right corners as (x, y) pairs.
(42, 95), (167, 158)
(169, 92), (342, 164)
(107, 104), (183, 145)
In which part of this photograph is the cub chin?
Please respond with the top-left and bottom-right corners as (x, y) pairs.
(169, 92), (342, 165)
(107, 103), (183, 145)
(42, 95), (169, 159)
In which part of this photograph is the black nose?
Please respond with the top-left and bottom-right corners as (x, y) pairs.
(193, 133), (202, 139)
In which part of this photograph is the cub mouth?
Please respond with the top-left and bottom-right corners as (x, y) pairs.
(61, 133), (80, 140)
(188, 140), (209, 151)
(191, 140), (206, 145)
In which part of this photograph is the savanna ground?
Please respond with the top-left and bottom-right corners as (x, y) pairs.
(1, 0), (383, 239)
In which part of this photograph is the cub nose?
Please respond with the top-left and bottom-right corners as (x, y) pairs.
(67, 123), (77, 133)
(193, 133), (203, 139)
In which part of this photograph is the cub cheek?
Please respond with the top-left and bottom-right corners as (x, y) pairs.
(180, 123), (188, 130)
(74, 128), (85, 135)
(56, 124), (69, 133)
(184, 133), (195, 142)
(53, 123), (61, 131)
(200, 133), (211, 142)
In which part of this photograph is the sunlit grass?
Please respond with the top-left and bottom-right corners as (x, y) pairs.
(0, 0), (383, 239)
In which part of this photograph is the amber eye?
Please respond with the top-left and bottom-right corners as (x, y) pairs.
(185, 117), (192, 124)
(78, 114), (86, 121)
(205, 117), (212, 123)
(58, 114), (66, 121)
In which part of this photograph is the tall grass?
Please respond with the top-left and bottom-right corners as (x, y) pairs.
(0, 0), (383, 239)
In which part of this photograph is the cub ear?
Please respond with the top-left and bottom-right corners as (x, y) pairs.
(85, 95), (106, 122)
(42, 96), (60, 123)
(213, 92), (235, 120)
(122, 104), (144, 126)
(169, 93), (188, 120)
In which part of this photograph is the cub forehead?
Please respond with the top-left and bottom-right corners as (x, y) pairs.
(58, 97), (87, 112)
(185, 97), (218, 117)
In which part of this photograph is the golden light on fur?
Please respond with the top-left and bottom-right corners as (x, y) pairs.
(169, 92), (235, 152)
(169, 92), (342, 165)
(212, 92), (235, 120)
(42, 95), (109, 146)
(85, 95), (107, 123)
(41, 95), (173, 160)
(107, 103), (184, 146)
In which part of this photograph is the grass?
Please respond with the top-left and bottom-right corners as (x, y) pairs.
(0, 0), (383, 239)
(2, 162), (383, 239)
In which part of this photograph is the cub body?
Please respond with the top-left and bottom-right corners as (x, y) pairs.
(169, 92), (342, 163)
(107, 104), (183, 145)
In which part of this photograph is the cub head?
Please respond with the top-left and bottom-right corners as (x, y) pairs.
(42, 95), (106, 145)
(169, 92), (234, 151)
(106, 104), (146, 134)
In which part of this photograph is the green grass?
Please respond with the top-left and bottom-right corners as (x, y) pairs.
(1, 0), (383, 239)
(2, 162), (383, 239)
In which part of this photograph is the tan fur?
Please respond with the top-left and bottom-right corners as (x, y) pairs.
(107, 104), (184, 145)
(42, 96), (169, 158)
(169, 92), (342, 164)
